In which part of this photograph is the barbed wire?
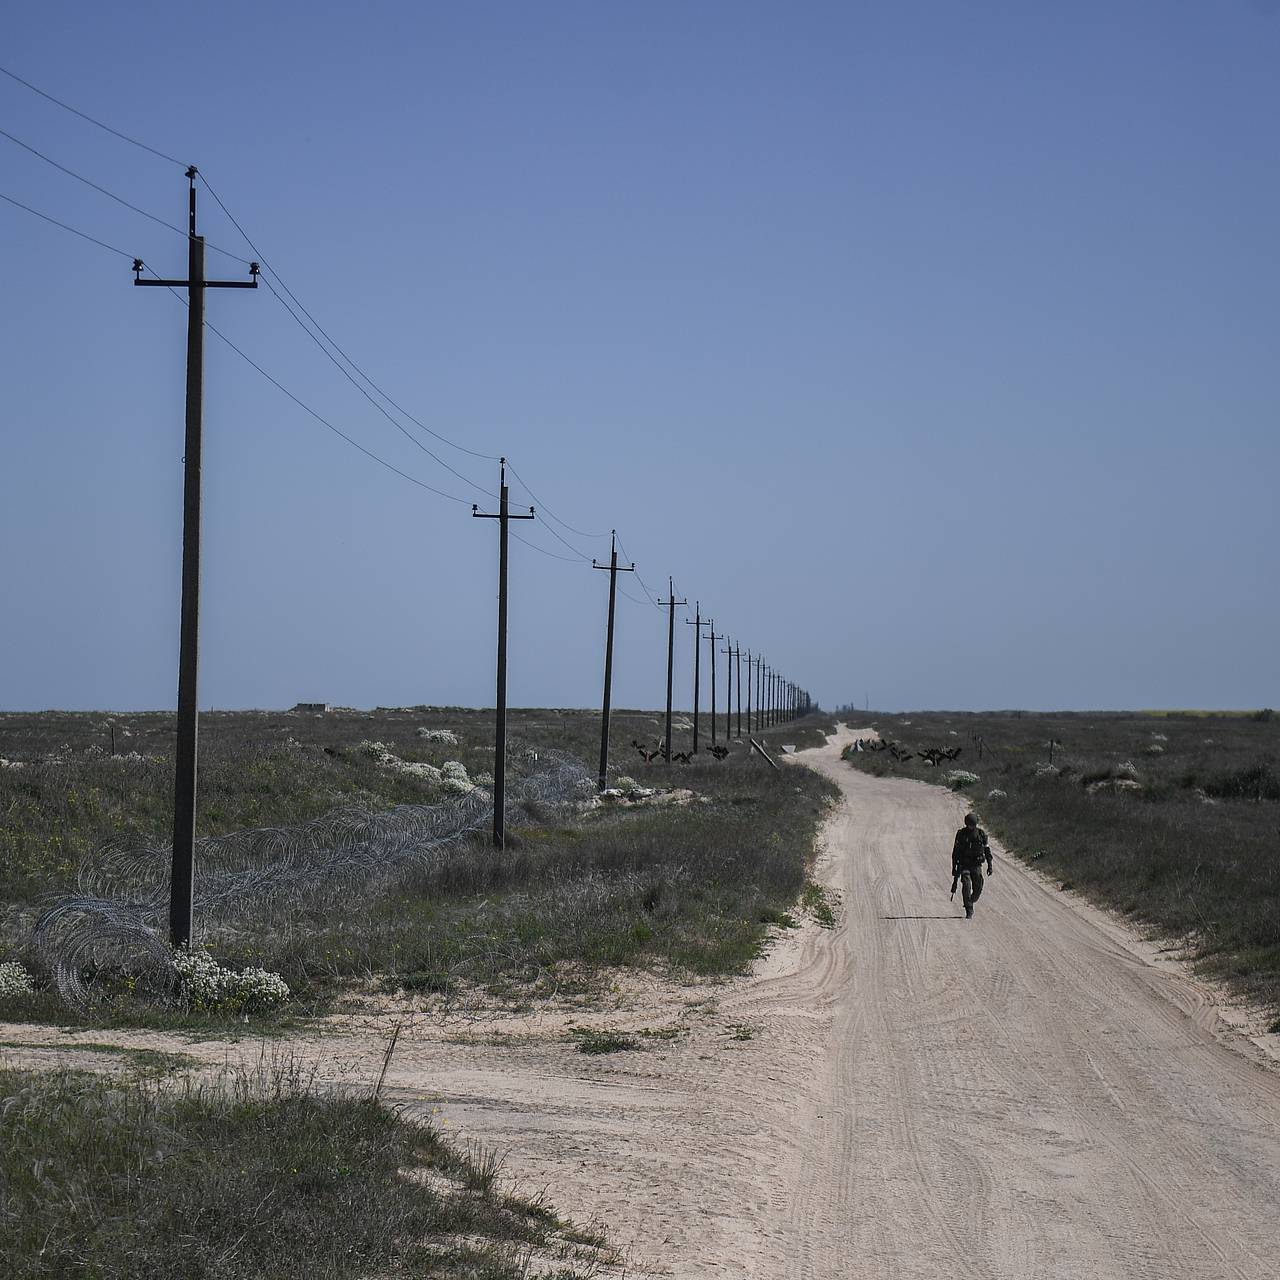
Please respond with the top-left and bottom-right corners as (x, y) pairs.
(33, 749), (594, 1010)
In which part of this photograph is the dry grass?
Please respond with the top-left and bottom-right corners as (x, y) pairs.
(0, 708), (837, 1022)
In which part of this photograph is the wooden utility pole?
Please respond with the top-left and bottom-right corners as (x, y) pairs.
(734, 641), (743, 738)
(745, 650), (754, 734)
(661, 579), (687, 762)
(683, 603), (705, 754)
(133, 167), (258, 949)
(721, 636), (733, 744)
(472, 459), (535, 847)
(592, 532), (634, 791)
(705, 621), (719, 745)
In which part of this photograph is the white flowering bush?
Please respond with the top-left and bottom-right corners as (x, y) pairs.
(987, 788), (1007, 799)
(1035, 764), (1061, 779)
(438, 760), (477, 794)
(944, 770), (980, 790)
(0, 960), (35, 1001)
(173, 948), (289, 1015)
(1115, 761), (1140, 780)
(615, 776), (641, 794)
(416, 728), (459, 745)
(1142, 743), (1165, 756)
(358, 740), (443, 783)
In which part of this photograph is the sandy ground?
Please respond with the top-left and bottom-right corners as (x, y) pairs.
(5, 725), (1280, 1277)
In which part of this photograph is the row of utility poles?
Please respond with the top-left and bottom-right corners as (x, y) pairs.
(139, 171), (812, 947)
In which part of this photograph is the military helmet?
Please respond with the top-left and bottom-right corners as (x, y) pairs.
(964, 813), (977, 827)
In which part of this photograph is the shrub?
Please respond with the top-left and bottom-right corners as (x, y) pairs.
(1202, 763), (1280, 802)
(0, 960), (35, 1002)
(415, 728), (459, 744)
(173, 948), (289, 1015)
(944, 770), (980, 790)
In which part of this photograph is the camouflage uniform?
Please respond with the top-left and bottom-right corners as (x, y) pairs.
(951, 824), (993, 917)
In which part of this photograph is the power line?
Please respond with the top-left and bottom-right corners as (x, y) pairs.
(0, 62), (188, 168)
(509, 528), (586, 563)
(0, 127), (251, 266)
(616, 534), (665, 608)
(197, 170), (501, 465)
(618, 583), (654, 609)
(505, 460), (610, 541)
(257, 273), (490, 497)
(148, 272), (473, 506)
(0, 188), (137, 259)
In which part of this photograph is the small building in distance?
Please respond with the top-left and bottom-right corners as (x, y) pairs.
(293, 702), (332, 714)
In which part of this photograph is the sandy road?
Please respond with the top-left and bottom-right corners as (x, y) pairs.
(770, 728), (1280, 1279)
(5, 725), (1279, 1276)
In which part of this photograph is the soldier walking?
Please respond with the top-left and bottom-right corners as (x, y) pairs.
(951, 812), (994, 918)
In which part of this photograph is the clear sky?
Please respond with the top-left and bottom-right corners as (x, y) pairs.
(2, 1), (1276, 714)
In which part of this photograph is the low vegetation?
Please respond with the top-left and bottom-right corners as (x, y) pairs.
(0, 1058), (608, 1279)
(0, 707), (837, 1022)
(843, 710), (1280, 1024)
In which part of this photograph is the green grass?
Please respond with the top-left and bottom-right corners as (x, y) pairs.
(0, 1059), (609, 1279)
(843, 709), (1280, 1018)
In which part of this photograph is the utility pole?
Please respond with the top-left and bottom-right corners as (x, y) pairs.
(764, 665), (772, 728)
(134, 167), (258, 949)
(734, 641), (744, 738)
(472, 458), (535, 847)
(592, 532), (634, 791)
(705, 621), (719, 745)
(745, 650), (754, 734)
(721, 636), (733, 744)
(661, 579), (687, 762)
(756, 658), (765, 732)
(683, 603), (705, 754)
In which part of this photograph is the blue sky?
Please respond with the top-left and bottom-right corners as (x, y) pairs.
(2, 1), (1276, 713)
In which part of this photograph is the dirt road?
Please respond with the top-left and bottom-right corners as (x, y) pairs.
(6, 725), (1279, 1276)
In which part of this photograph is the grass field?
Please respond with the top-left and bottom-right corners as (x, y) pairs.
(0, 1055), (610, 1279)
(840, 709), (1280, 1024)
(0, 706), (836, 1022)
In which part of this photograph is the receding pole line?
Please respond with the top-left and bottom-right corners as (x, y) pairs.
(593, 531), (635, 791)
(133, 167), (258, 949)
(472, 458), (535, 848)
